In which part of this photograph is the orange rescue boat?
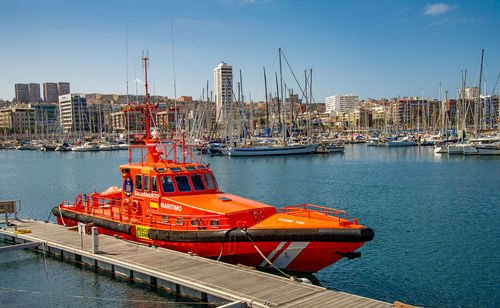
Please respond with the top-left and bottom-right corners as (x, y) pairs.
(53, 56), (374, 273)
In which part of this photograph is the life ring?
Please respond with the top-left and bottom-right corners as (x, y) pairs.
(130, 200), (141, 215)
(122, 199), (130, 214)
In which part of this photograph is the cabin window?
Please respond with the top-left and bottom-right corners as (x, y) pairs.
(162, 215), (169, 223)
(175, 176), (192, 192)
(151, 176), (158, 192)
(197, 165), (206, 170)
(204, 173), (216, 190)
(185, 166), (196, 171)
(161, 176), (175, 193)
(210, 220), (220, 228)
(190, 219), (200, 227)
(191, 174), (205, 191)
(176, 217), (184, 225)
(169, 167), (183, 172)
(143, 175), (150, 192)
(135, 174), (143, 190)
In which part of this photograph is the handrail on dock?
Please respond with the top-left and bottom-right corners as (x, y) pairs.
(0, 200), (21, 225)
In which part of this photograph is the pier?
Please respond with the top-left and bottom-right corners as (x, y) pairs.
(0, 219), (393, 307)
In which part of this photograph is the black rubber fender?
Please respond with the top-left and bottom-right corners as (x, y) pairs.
(52, 207), (133, 234)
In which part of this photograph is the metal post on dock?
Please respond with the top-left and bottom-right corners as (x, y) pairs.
(91, 227), (98, 253)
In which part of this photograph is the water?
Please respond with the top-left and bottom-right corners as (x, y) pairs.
(1, 146), (499, 307)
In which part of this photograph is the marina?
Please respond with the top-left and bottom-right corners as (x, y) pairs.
(1, 1), (499, 307)
(1, 145), (499, 307)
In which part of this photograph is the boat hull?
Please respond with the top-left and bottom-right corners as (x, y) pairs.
(476, 146), (500, 155)
(53, 208), (372, 272)
(226, 144), (317, 156)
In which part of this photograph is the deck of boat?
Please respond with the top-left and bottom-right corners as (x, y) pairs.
(0, 219), (393, 307)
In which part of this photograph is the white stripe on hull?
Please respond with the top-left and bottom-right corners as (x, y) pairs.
(272, 242), (310, 269)
(260, 241), (287, 267)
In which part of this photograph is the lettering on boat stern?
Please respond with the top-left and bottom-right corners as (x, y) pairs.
(278, 217), (305, 225)
(123, 178), (133, 197)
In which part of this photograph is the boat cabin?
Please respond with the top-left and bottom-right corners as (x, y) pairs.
(115, 161), (276, 230)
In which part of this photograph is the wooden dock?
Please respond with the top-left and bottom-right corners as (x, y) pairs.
(0, 219), (393, 308)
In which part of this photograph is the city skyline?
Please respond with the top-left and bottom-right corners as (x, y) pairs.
(1, 0), (499, 102)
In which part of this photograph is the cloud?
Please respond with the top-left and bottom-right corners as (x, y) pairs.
(424, 3), (456, 16)
(134, 78), (143, 85)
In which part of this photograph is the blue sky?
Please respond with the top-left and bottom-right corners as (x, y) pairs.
(1, 0), (499, 102)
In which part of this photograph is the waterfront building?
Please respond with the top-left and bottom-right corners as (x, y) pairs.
(31, 102), (59, 134)
(110, 109), (143, 132)
(482, 95), (499, 129)
(58, 82), (71, 96)
(0, 105), (35, 134)
(43, 83), (59, 102)
(28, 83), (42, 102)
(390, 98), (440, 130)
(325, 94), (359, 113)
(458, 87), (479, 100)
(15, 84), (29, 103)
(58, 94), (89, 133)
(214, 62), (233, 124)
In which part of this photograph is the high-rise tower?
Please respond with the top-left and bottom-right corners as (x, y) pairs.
(214, 62), (233, 124)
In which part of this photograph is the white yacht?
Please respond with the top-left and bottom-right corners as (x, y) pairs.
(224, 142), (318, 157)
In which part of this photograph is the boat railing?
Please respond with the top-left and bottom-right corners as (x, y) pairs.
(62, 194), (233, 230)
(129, 136), (205, 166)
(279, 204), (351, 224)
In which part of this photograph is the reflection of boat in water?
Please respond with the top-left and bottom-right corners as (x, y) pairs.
(52, 57), (374, 273)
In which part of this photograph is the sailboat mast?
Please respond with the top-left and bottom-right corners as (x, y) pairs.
(263, 67), (269, 135)
(142, 56), (151, 139)
(309, 69), (313, 139)
(279, 48), (285, 144)
(475, 49), (484, 138)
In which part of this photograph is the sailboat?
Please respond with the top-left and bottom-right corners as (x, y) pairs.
(224, 49), (318, 157)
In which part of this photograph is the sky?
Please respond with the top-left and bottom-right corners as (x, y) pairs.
(1, 0), (499, 102)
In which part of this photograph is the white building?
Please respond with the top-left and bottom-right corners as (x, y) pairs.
(214, 62), (233, 124)
(59, 94), (88, 133)
(325, 94), (359, 113)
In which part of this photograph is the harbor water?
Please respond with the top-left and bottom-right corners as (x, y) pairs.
(0, 146), (499, 307)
